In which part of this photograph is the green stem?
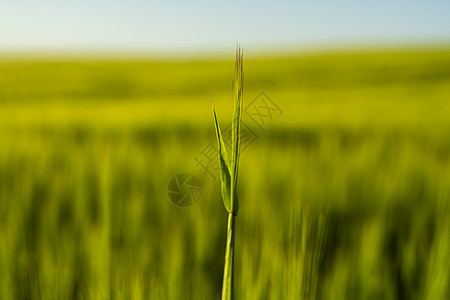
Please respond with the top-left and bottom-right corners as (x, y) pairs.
(221, 212), (236, 300)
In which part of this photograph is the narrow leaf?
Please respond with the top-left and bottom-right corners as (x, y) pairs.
(212, 101), (232, 212)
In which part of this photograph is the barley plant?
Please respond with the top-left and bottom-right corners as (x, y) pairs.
(212, 47), (243, 300)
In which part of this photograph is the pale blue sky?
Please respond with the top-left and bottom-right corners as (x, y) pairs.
(1, 0), (449, 54)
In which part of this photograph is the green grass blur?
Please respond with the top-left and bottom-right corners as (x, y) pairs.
(1, 49), (450, 299)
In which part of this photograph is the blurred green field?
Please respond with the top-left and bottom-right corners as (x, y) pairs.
(1, 49), (450, 299)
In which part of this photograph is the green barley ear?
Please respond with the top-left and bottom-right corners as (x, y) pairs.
(211, 46), (243, 215)
(230, 46), (243, 214)
(212, 101), (232, 212)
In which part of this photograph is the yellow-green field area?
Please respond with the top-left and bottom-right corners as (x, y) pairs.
(1, 49), (450, 299)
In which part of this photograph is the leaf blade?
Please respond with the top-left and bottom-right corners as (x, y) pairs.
(212, 101), (232, 212)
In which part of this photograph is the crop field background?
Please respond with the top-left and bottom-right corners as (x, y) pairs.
(1, 49), (450, 299)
